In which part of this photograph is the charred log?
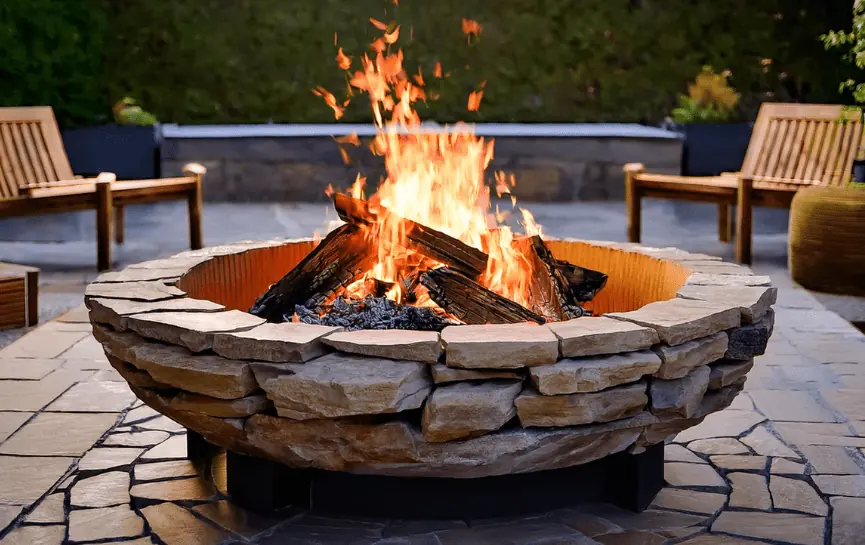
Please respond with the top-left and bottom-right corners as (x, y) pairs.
(333, 193), (488, 278)
(249, 224), (375, 322)
(516, 235), (584, 321)
(554, 259), (609, 302)
(420, 267), (545, 325)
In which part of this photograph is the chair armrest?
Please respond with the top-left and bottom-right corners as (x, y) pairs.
(183, 163), (207, 177)
(623, 163), (646, 174)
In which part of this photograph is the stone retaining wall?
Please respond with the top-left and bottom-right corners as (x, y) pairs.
(85, 239), (775, 478)
(160, 125), (682, 202)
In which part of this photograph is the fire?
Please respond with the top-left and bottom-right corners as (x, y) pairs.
(320, 13), (541, 313)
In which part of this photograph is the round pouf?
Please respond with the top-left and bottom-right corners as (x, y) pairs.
(789, 185), (865, 296)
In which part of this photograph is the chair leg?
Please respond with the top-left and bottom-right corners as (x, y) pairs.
(96, 181), (113, 271)
(625, 177), (642, 243)
(718, 203), (732, 243)
(188, 179), (204, 250)
(114, 205), (125, 244)
(735, 179), (753, 265)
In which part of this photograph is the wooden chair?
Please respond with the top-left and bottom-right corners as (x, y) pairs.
(624, 103), (863, 264)
(0, 106), (205, 271)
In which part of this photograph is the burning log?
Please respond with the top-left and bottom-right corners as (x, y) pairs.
(517, 235), (584, 321)
(249, 224), (375, 321)
(333, 194), (488, 278)
(553, 259), (609, 303)
(420, 267), (545, 325)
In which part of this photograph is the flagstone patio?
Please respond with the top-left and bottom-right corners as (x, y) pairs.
(0, 272), (862, 544)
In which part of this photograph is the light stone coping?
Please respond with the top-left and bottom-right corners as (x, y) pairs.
(546, 317), (659, 358)
(88, 298), (226, 331)
(677, 284), (777, 323)
(607, 298), (741, 346)
(653, 332), (729, 380)
(441, 323), (559, 369)
(322, 329), (442, 363)
(529, 349), (660, 395)
(212, 322), (340, 363)
(125, 310), (266, 352)
(84, 238), (773, 476)
(84, 281), (186, 302)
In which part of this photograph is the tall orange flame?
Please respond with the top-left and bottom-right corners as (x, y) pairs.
(316, 14), (540, 313)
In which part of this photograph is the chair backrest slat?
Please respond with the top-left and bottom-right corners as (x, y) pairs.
(0, 107), (74, 198)
(742, 103), (862, 187)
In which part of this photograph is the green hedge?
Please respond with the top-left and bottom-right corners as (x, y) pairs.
(0, 0), (856, 126)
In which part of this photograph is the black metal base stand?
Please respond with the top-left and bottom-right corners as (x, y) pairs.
(217, 443), (664, 519)
(186, 430), (220, 460)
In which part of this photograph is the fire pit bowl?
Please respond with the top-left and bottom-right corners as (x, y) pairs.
(87, 238), (775, 518)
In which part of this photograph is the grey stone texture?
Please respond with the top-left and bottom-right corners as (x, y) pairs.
(422, 380), (522, 442)
(529, 350), (661, 395)
(653, 332), (728, 380)
(725, 309), (774, 360)
(162, 134), (682, 202)
(649, 365), (711, 419)
(516, 382), (648, 427)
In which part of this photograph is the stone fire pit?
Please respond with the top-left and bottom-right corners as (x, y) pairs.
(85, 238), (776, 517)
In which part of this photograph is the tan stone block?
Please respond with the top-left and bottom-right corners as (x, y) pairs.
(128, 342), (257, 399)
(770, 476), (827, 515)
(0, 411), (31, 442)
(0, 358), (59, 380)
(653, 332), (728, 380)
(71, 472), (130, 507)
(831, 497), (865, 545)
(0, 328), (89, 359)
(708, 359), (753, 390)
(104, 431), (171, 447)
(170, 391), (271, 417)
(84, 280), (185, 301)
(262, 353), (432, 420)
(212, 322), (340, 363)
(95, 267), (188, 283)
(651, 488), (725, 515)
(322, 329), (441, 363)
(442, 323), (558, 369)
(710, 454), (767, 471)
(107, 355), (172, 390)
(516, 381), (647, 427)
(529, 349), (660, 395)
(45, 380), (136, 412)
(134, 460), (199, 481)
(650, 365), (710, 419)
(430, 363), (522, 384)
(130, 477), (217, 501)
(728, 472), (772, 509)
(88, 297), (224, 331)
(79, 447), (145, 471)
(24, 493), (64, 523)
(711, 512), (824, 545)
(422, 380), (522, 442)
(677, 284), (776, 323)
(664, 462), (725, 487)
(687, 438), (749, 455)
(547, 317), (658, 358)
(608, 298), (740, 346)
(1, 525), (66, 545)
(141, 503), (231, 545)
(126, 310), (265, 352)
(685, 273), (772, 287)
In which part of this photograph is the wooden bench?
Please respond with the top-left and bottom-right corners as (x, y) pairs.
(624, 103), (863, 264)
(0, 106), (206, 271)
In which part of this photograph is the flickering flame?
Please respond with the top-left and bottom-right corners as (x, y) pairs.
(319, 14), (541, 313)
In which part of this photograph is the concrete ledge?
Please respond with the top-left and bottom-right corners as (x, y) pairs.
(160, 123), (682, 203)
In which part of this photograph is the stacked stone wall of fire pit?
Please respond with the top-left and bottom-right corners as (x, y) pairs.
(85, 239), (777, 478)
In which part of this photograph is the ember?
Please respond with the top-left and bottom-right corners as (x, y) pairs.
(250, 9), (608, 328)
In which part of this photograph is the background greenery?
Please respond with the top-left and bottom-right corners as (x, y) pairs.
(0, 0), (855, 127)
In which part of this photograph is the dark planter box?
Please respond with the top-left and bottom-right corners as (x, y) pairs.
(61, 125), (159, 180)
(681, 123), (752, 177)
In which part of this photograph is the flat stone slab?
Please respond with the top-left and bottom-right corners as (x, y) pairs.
(94, 267), (189, 283)
(71, 471), (130, 508)
(128, 342), (258, 399)
(653, 332), (728, 380)
(770, 475), (827, 516)
(529, 350), (660, 395)
(546, 317), (658, 358)
(126, 310), (265, 352)
(728, 471), (771, 509)
(650, 365), (711, 419)
(430, 363), (522, 384)
(441, 324), (558, 369)
(141, 503), (231, 545)
(322, 329), (441, 363)
(260, 353), (433, 420)
(212, 322), (340, 363)
(0, 456), (73, 504)
(708, 359), (754, 390)
(685, 273), (772, 287)
(422, 380), (522, 442)
(246, 413), (646, 478)
(84, 281), (185, 301)
(608, 299), (740, 345)
(88, 297), (225, 330)
(516, 381), (647, 427)
(169, 391), (271, 417)
(831, 497), (865, 545)
(711, 511), (824, 545)
(664, 462), (726, 487)
(677, 285), (776, 323)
